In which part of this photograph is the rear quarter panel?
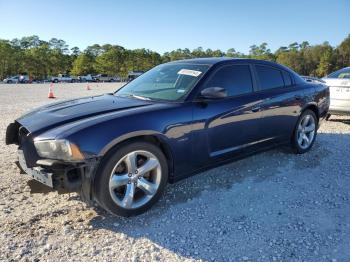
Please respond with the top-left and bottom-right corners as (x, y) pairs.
(310, 83), (330, 119)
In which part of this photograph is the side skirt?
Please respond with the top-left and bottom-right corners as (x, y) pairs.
(169, 141), (290, 183)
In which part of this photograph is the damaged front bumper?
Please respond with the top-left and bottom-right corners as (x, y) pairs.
(7, 122), (100, 204)
(16, 149), (99, 203)
(17, 150), (54, 187)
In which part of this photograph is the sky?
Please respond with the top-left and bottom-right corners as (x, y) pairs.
(0, 0), (349, 54)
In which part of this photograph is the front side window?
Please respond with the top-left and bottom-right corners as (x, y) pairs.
(116, 63), (210, 101)
(204, 65), (253, 97)
(327, 68), (350, 79)
(256, 65), (284, 90)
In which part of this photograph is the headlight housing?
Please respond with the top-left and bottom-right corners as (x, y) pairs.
(34, 139), (84, 161)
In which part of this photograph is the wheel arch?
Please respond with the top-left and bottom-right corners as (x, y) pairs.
(301, 103), (319, 121)
(291, 103), (319, 141)
(98, 131), (174, 178)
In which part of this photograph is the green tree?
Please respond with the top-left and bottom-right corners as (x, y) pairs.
(249, 43), (275, 60)
(94, 45), (126, 76)
(1, 34), (350, 81)
(335, 34), (350, 68)
(71, 53), (95, 75)
(276, 50), (304, 74)
(0, 40), (19, 79)
(316, 49), (333, 77)
(85, 44), (103, 57)
(71, 47), (81, 57)
(22, 43), (51, 78)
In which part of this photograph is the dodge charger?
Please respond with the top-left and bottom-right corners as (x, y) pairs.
(6, 58), (330, 216)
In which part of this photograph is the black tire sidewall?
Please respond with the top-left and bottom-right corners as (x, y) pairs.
(292, 109), (318, 154)
(94, 141), (168, 217)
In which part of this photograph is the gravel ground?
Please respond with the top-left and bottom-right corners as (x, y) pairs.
(1, 83), (350, 262)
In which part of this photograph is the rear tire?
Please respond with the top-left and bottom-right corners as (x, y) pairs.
(94, 141), (168, 217)
(291, 109), (318, 154)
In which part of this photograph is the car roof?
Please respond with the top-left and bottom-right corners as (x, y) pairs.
(167, 57), (304, 83)
(167, 57), (283, 66)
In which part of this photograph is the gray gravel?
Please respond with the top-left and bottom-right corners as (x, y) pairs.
(1, 83), (350, 262)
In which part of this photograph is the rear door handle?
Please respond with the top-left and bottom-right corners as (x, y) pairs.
(251, 106), (261, 112)
(294, 95), (302, 100)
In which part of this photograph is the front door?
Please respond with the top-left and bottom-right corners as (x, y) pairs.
(192, 64), (264, 166)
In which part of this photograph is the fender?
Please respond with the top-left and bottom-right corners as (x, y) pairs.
(98, 130), (169, 156)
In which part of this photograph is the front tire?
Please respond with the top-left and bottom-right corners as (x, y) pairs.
(94, 141), (168, 217)
(292, 109), (318, 154)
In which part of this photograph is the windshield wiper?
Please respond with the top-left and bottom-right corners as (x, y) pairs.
(119, 94), (151, 100)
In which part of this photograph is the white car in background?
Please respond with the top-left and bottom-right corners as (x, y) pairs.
(323, 67), (350, 116)
(78, 74), (95, 82)
(51, 74), (78, 83)
(94, 74), (120, 82)
(3, 75), (29, 83)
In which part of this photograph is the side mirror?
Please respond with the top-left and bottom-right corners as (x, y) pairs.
(200, 87), (228, 99)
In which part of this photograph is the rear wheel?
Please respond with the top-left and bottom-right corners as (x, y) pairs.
(292, 109), (317, 154)
(94, 141), (168, 217)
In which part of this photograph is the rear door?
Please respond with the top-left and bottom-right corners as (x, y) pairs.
(253, 64), (304, 142)
(192, 64), (264, 165)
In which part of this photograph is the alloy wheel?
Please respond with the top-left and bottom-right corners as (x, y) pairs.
(297, 114), (316, 149)
(108, 150), (161, 209)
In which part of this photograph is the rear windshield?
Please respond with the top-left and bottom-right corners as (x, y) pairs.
(327, 68), (350, 79)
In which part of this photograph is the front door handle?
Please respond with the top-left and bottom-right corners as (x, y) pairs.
(251, 106), (261, 112)
(294, 95), (302, 100)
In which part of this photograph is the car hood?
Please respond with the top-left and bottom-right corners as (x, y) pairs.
(16, 94), (152, 134)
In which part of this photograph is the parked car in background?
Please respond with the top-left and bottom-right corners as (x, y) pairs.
(127, 71), (144, 81)
(51, 74), (78, 83)
(301, 76), (325, 84)
(3, 75), (29, 84)
(94, 74), (120, 82)
(3, 76), (19, 84)
(322, 67), (350, 116)
(6, 58), (329, 217)
(78, 74), (95, 82)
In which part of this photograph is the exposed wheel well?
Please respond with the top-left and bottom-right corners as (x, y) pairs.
(103, 135), (174, 180)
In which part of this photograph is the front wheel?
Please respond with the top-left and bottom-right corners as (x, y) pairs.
(94, 141), (168, 217)
(292, 109), (318, 154)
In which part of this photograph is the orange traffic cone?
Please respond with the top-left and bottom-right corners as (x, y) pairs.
(86, 84), (91, 90)
(48, 84), (55, 99)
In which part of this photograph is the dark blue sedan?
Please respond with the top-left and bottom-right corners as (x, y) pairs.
(6, 58), (330, 216)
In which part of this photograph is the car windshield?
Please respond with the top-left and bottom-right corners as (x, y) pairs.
(326, 67), (350, 79)
(116, 63), (210, 101)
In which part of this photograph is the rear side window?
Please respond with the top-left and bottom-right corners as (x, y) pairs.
(205, 65), (253, 97)
(256, 65), (284, 90)
(282, 71), (293, 86)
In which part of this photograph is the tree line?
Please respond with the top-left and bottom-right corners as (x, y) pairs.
(0, 34), (349, 80)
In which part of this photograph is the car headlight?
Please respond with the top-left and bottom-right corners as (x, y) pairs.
(34, 139), (84, 161)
